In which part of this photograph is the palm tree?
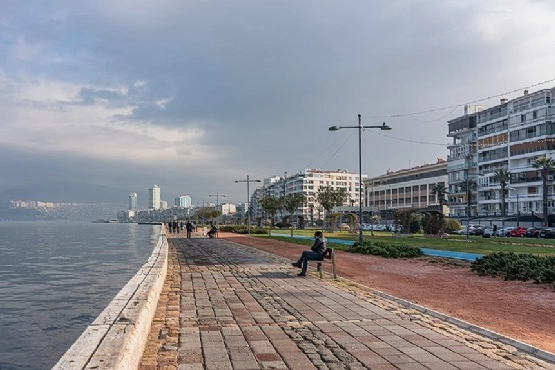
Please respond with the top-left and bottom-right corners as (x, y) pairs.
(430, 182), (447, 234)
(259, 195), (282, 228)
(459, 177), (477, 239)
(493, 169), (511, 225)
(316, 186), (348, 229)
(532, 156), (555, 226)
(283, 193), (305, 229)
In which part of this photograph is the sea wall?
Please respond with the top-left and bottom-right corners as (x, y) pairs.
(52, 228), (168, 370)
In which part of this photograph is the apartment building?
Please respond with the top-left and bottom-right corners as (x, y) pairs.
(446, 105), (481, 217)
(365, 159), (448, 218)
(448, 88), (555, 223)
(252, 169), (366, 225)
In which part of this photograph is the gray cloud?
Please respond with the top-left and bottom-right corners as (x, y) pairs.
(1, 0), (555, 205)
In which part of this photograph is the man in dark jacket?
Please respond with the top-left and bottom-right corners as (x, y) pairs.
(292, 231), (327, 276)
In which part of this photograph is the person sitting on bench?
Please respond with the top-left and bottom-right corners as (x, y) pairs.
(207, 225), (218, 238)
(292, 231), (327, 276)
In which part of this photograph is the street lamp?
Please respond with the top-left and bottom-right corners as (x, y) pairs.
(208, 192), (226, 224)
(509, 187), (520, 227)
(329, 114), (392, 243)
(235, 175), (261, 234)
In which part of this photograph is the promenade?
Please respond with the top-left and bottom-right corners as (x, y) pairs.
(139, 233), (555, 370)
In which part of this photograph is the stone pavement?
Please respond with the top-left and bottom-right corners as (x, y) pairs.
(139, 234), (555, 370)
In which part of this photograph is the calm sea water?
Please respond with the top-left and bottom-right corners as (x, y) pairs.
(0, 221), (161, 370)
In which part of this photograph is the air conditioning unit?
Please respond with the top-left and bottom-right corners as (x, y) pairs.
(548, 175), (554, 181)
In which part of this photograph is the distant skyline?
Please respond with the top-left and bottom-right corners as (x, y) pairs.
(2, 0), (555, 204)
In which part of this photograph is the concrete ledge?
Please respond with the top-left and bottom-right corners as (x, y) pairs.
(52, 228), (168, 370)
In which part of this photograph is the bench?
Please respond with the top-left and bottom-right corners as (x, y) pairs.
(308, 248), (337, 279)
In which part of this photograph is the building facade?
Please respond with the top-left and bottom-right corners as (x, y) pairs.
(365, 159), (448, 218)
(128, 192), (138, 212)
(251, 169), (366, 226)
(175, 195), (192, 208)
(148, 185), (161, 210)
(448, 88), (555, 223)
(446, 105), (481, 217)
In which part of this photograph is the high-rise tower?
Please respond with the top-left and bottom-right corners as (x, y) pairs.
(148, 185), (161, 210)
(129, 192), (138, 211)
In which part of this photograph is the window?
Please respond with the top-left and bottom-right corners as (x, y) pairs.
(520, 114), (526, 123)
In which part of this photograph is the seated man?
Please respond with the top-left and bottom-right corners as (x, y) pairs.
(207, 225), (218, 238)
(292, 231), (327, 276)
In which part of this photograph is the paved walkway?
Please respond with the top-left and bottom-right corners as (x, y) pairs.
(139, 234), (555, 370)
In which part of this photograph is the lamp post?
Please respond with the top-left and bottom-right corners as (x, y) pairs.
(235, 175), (261, 234)
(329, 114), (392, 243)
(208, 192), (226, 224)
(509, 187), (520, 227)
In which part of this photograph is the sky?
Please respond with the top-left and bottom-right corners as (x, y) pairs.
(2, 0), (555, 207)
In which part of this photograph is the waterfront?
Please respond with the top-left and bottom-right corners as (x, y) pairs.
(0, 221), (160, 370)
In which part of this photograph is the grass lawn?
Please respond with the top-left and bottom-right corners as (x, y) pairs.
(264, 229), (555, 256)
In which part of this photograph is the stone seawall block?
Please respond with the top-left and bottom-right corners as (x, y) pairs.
(52, 230), (168, 370)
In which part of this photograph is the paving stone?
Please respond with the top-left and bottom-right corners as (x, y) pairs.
(139, 236), (555, 370)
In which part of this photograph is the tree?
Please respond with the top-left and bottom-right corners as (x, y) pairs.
(430, 183), (447, 212)
(316, 186), (348, 228)
(282, 193), (305, 227)
(194, 207), (219, 225)
(532, 156), (555, 226)
(394, 208), (418, 234)
(259, 195), (282, 227)
(459, 177), (477, 239)
(430, 182), (447, 234)
(493, 169), (511, 223)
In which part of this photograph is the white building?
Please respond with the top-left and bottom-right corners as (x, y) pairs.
(447, 88), (555, 224)
(252, 168), (366, 225)
(175, 195), (192, 208)
(128, 192), (138, 212)
(220, 203), (236, 215)
(365, 159), (448, 218)
(447, 105), (481, 217)
(148, 185), (161, 210)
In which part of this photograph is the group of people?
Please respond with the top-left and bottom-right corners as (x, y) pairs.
(167, 219), (326, 277)
(166, 220), (218, 239)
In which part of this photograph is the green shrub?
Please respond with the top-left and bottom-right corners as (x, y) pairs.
(445, 218), (462, 233)
(471, 252), (555, 284)
(218, 225), (268, 235)
(351, 241), (423, 258)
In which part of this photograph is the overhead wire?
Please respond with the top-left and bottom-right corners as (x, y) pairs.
(362, 77), (555, 119)
(301, 77), (555, 171)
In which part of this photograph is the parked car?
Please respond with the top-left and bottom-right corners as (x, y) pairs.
(509, 226), (527, 237)
(540, 228), (555, 239)
(499, 226), (515, 237)
(469, 225), (486, 236)
(524, 227), (545, 238)
(482, 228), (494, 238)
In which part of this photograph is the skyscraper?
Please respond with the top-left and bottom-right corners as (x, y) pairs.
(148, 185), (161, 210)
(129, 192), (138, 211)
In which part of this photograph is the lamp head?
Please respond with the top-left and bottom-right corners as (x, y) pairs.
(329, 125), (341, 131)
(380, 122), (392, 130)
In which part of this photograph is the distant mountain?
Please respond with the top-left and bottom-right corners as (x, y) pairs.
(0, 181), (130, 204)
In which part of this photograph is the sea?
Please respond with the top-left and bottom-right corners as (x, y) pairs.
(0, 221), (161, 370)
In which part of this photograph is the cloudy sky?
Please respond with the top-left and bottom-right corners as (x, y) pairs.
(2, 0), (555, 207)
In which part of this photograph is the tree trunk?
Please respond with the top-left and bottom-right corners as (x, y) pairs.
(543, 172), (549, 227)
